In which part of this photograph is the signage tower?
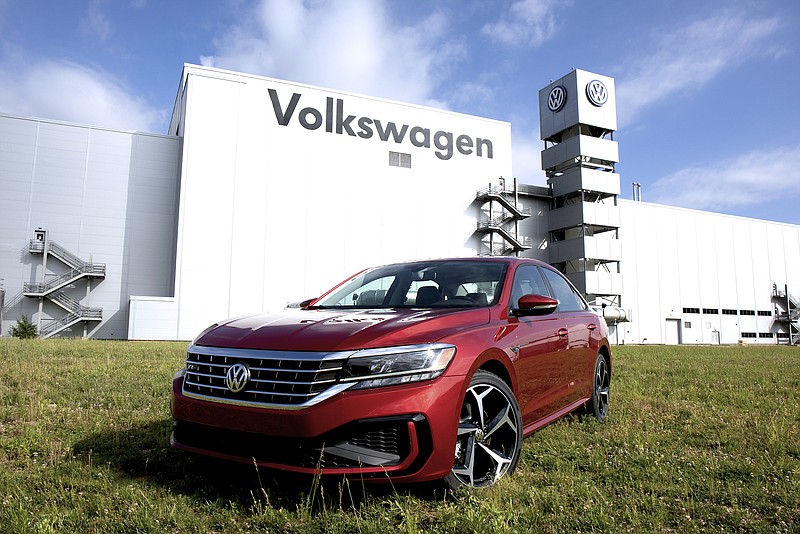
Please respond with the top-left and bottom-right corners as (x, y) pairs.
(539, 69), (622, 307)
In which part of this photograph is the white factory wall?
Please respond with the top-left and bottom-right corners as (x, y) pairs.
(3, 67), (799, 345)
(0, 114), (181, 338)
(129, 65), (513, 340)
(617, 199), (800, 345)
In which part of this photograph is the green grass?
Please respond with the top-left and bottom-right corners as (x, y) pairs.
(0, 339), (797, 532)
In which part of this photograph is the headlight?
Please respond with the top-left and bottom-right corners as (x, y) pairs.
(341, 343), (456, 389)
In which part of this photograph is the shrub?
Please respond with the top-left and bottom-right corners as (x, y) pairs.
(10, 315), (38, 339)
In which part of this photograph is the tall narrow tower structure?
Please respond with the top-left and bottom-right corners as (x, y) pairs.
(539, 69), (622, 307)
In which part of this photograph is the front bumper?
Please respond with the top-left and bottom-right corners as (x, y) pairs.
(170, 370), (465, 482)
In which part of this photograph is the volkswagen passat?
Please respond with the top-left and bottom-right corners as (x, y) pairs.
(170, 257), (611, 488)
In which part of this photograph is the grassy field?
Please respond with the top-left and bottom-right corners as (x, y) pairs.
(0, 339), (797, 533)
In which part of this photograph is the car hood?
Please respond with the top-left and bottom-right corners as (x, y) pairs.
(194, 307), (491, 351)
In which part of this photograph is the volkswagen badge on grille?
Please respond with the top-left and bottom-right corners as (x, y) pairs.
(225, 362), (250, 393)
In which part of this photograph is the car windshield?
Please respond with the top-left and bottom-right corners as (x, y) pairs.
(311, 260), (507, 309)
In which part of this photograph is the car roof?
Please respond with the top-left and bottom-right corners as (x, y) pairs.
(380, 257), (547, 267)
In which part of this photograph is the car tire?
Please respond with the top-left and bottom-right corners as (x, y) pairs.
(589, 353), (610, 422)
(444, 370), (523, 489)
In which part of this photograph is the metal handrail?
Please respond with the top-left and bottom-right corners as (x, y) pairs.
(476, 218), (533, 245)
(24, 270), (79, 294)
(475, 219), (532, 251)
(476, 216), (511, 230)
(48, 291), (99, 316)
(476, 185), (511, 196)
(28, 239), (106, 275)
(24, 268), (82, 294)
(475, 187), (532, 217)
(49, 290), (80, 309)
(23, 263), (106, 296)
(39, 313), (79, 337)
(49, 241), (95, 271)
(38, 304), (102, 338)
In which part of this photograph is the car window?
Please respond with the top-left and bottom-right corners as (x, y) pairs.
(540, 268), (585, 312)
(509, 265), (550, 310)
(314, 261), (507, 309)
(329, 276), (395, 306)
(406, 280), (440, 305)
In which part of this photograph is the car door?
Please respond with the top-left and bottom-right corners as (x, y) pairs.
(508, 265), (569, 427)
(540, 267), (597, 406)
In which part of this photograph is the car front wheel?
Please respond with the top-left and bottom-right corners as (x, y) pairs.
(445, 370), (522, 489)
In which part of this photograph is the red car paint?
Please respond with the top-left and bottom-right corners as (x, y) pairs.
(170, 257), (611, 486)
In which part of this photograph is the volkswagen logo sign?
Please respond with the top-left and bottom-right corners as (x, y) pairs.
(586, 80), (608, 107)
(225, 362), (251, 393)
(547, 86), (567, 112)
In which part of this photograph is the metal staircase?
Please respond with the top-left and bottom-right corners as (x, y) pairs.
(23, 232), (105, 338)
(772, 284), (799, 345)
(474, 178), (532, 256)
(475, 187), (532, 219)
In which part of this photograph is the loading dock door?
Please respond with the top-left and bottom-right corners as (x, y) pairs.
(665, 319), (681, 345)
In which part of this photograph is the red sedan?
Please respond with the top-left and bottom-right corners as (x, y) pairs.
(171, 257), (611, 488)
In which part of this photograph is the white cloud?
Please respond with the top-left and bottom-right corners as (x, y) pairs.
(481, 0), (569, 47)
(447, 81), (494, 109)
(200, 0), (463, 107)
(616, 11), (781, 124)
(82, 0), (113, 41)
(512, 127), (546, 186)
(649, 145), (800, 211)
(0, 59), (164, 132)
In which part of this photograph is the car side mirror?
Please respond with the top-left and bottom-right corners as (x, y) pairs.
(512, 294), (558, 317)
(286, 298), (317, 309)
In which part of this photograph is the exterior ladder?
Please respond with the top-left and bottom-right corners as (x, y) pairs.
(474, 179), (532, 256)
(772, 284), (799, 345)
(23, 236), (105, 338)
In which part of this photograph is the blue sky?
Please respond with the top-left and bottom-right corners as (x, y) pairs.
(1, 0), (798, 224)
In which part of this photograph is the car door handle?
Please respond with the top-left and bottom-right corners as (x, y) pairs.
(557, 328), (568, 337)
(588, 323), (597, 331)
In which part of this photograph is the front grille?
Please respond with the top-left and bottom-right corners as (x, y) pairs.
(183, 345), (352, 408)
(173, 416), (424, 470)
(349, 426), (401, 456)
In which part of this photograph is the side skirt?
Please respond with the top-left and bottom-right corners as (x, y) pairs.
(521, 396), (590, 437)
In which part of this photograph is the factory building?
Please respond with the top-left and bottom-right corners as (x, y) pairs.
(0, 64), (797, 344)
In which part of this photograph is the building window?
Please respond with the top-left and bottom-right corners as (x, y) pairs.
(741, 332), (757, 338)
(757, 310), (772, 316)
(389, 151), (411, 168)
(684, 322), (692, 328)
(682, 307), (700, 314)
(722, 309), (737, 315)
(758, 332), (774, 339)
(740, 310), (756, 316)
(702, 308), (718, 314)
(777, 332), (790, 339)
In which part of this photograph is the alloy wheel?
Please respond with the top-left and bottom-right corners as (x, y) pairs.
(449, 372), (522, 488)
(593, 355), (610, 421)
